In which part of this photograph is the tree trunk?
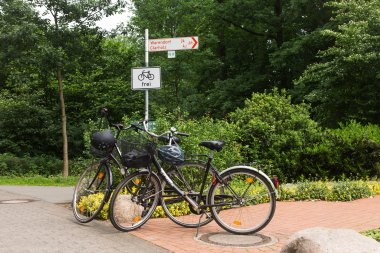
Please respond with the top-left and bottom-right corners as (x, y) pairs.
(274, 0), (284, 47)
(57, 66), (69, 177)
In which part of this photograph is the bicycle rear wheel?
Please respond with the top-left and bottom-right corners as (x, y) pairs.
(72, 160), (111, 223)
(161, 162), (213, 228)
(109, 170), (161, 232)
(208, 167), (276, 234)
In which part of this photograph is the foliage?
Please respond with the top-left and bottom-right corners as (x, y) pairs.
(127, 0), (335, 117)
(294, 0), (380, 127)
(76, 192), (109, 220)
(362, 228), (380, 243)
(0, 153), (63, 176)
(300, 121), (380, 179)
(144, 112), (244, 171)
(230, 89), (321, 180)
(0, 91), (61, 156)
(279, 180), (379, 202)
(229, 90), (380, 181)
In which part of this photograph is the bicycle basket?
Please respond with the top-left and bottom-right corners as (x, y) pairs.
(120, 133), (156, 168)
(90, 129), (116, 158)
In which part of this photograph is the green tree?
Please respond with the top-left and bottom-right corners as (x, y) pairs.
(127, 0), (336, 118)
(33, 0), (126, 176)
(294, 0), (380, 127)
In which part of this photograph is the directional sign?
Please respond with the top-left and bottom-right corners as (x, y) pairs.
(131, 67), (161, 90)
(148, 36), (198, 52)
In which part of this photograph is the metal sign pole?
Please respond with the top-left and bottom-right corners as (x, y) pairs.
(144, 29), (149, 122)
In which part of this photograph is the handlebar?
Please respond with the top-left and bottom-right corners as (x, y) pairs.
(141, 121), (189, 145)
(98, 108), (189, 143)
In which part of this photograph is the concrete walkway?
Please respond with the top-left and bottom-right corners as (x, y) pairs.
(0, 186), (168, 253)
(0, 185), (380, 252)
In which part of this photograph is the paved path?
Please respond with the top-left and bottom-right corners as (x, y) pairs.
(1, 186), (380, 252)
(0, 187), (168, 253)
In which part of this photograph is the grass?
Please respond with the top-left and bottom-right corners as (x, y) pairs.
(361, 228), (380, 242)
(0, 175), (78, 186)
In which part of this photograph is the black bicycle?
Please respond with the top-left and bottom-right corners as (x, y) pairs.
(72, 109), (133, 223)
(72, 110), (179, 223)
(108, 121), (278, 234)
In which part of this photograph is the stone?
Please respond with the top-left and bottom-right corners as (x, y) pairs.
(281, 227), (380, 253)
(113, 194), (144, 223)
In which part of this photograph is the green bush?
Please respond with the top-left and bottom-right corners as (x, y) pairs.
(327, 180), (373, 201)
(230, 89), (321, 180)
(124, 112), (245, 171)
(301, 121), (380, 180)
(229, 90), (380, 181)
(0, 153), (63, 176)
(279, 180), (378, 202)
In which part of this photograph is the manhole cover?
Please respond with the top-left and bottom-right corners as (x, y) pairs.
(0, 199), (36, 204)
(196, 232), (276, 248)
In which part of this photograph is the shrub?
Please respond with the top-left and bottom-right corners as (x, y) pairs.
(301, 121), (380, 180)
(0, 153), (62, 176)
(230, 89), (321, 180)
(278, 180), (379, 202)
(327, 180), (373, 201)
(124, 113), (245, 171)
(229, 90), (380, 181)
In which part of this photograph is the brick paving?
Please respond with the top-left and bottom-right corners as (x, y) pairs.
(128, 196), (380, 253)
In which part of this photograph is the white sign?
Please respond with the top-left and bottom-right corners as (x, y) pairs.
(168, 51), (176, 58)
(148, 36), (199, 52)
(131, 67), (161, 90)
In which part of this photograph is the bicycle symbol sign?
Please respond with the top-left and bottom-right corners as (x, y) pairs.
(132, 67), (161, 90)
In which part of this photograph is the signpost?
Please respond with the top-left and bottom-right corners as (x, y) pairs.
(148, 36), (198, 52)
(133, 29), (199, 123)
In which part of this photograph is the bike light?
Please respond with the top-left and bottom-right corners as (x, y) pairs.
(272, 176), (279, 189)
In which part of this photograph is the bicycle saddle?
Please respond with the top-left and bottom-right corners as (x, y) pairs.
(199, 141), (225, 152)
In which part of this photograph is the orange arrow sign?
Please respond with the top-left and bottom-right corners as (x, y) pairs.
(192, 37), (198, 49)
(148, 36), (199, 52)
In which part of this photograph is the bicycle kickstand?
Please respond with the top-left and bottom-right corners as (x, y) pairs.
(195, 212), (205, 238)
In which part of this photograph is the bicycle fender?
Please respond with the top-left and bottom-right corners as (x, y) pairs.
(220, 166), (278, 196)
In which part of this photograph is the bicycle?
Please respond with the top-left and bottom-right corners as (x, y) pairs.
(138, 70), (154, 81)
(108, 121), (278, 235)
(72, 110), (179, 223)
(72, 109), (133, 223)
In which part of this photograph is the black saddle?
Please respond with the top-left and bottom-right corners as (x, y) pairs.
(199, 141), (225, 152)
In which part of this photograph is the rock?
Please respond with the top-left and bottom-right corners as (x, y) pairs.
(281, 227), (380, 253)
(113, 195), (144, 224)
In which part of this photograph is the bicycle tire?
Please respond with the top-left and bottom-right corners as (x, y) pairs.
(208, 167), (276, 234)
(161, 161), (214, 228)
(72, 160), (111, 223)
(109, 170), (161, 232)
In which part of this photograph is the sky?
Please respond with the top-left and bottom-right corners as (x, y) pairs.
(36, 5), (132, 31)
(96, 10), (132, 31)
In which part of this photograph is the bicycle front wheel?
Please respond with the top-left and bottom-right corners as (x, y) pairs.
(161, 162), (214, 228)
(72, 160), (111, 223)
(208, 167), (276, 234)
(109, 170), (161, 232)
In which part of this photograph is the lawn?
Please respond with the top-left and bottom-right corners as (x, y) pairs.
(0, 175), (78, 186)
